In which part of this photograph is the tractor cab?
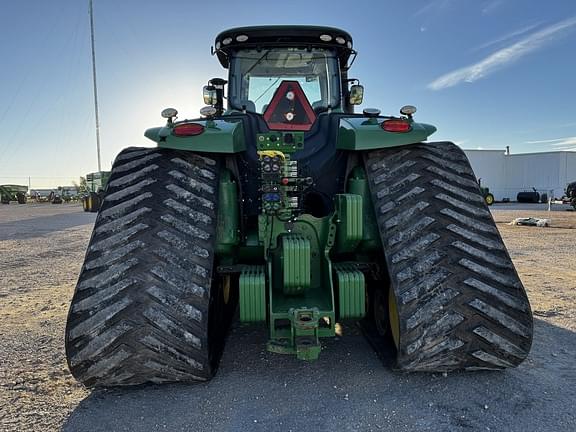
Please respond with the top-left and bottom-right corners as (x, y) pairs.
(209, 26), (363, 126)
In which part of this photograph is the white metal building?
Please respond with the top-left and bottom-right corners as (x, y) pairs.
(463, 149), (576, 201)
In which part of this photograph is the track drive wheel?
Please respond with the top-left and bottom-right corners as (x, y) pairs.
(82, 196), (90, 212)
(65, 147), (232, 386)
(364, 142), (533, 371)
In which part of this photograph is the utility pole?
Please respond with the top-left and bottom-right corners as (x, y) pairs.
(89, 0), (102, 172)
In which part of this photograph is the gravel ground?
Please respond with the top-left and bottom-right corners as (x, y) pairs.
(0, 203), (575, 432)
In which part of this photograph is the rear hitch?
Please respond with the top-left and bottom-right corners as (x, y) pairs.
(267, 307), (321, 361)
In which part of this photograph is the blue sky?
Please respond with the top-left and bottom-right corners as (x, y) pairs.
(0, 0), (575, 187)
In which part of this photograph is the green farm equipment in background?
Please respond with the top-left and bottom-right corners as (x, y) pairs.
(0, 185), (27, 204)
(480, 187), (495, 205)
(81, 171), (111, 212)
(566, 181), (576, 210)
(477, 179), (495, 206)
(65, 26), (533, 387)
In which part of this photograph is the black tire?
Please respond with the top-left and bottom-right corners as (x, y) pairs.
(16, 192), (26, 204)
(484, 193), (494, 206)
(364, 142), (533, 371)
(88, 192), (100, 213)
(82, 196), (90, 212)
(567, 182), (576, 199)
(540, 193), (548, 204)
(65, 147), (228, 386)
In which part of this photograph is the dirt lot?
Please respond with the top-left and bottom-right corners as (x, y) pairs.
(0, 203), (575, 432)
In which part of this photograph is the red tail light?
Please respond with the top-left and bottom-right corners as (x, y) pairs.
(173, 123), (205, 137)
(381, 119), (411, 133)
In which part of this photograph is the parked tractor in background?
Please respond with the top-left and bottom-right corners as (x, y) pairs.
(58, 186), (81, 203)
(81, 171), (111, 212)
(65, 26), (533, 387)
(566, 181), (576, 209)
(481, 187), (495, 205)
(477, 179), (494, 205)
(0, 185), (27, 204)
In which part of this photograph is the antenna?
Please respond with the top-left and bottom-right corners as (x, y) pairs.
(89, 0), (102, 172)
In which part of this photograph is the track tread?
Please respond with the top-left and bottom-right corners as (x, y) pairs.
(65, 147), (221, 386)
(365, 142), (533, 371)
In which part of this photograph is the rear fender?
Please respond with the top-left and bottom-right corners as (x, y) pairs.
(144, 118), (246, 153)
(336, 117), (436, 150)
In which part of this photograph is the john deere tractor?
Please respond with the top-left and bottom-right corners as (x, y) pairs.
(81, 171), (111, 212)
(0, 185), (27, 204)
(65, 26), (533, 387)
(478, 179), (495, 206)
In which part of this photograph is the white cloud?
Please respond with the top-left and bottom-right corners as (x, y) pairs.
(472, 22), (542, 51)
(481, 0), (503, 15)
(428, 16), (576, 90)
(413, 0), (453, 17)
(524, 136), (576, 151)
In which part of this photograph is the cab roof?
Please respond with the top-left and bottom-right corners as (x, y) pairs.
(214, 26), (354, 68)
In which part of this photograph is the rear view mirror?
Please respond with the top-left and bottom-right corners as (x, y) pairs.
(203, 86), (218, 105)
(349, 84), (364, 105)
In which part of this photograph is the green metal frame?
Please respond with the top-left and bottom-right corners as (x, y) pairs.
(264, 214), (337, 360)
(208, 133), (384, 361)
(337, 117), (436, 150)
(144, 119), (246, 153)
(144, 116), (436, 155)
(346, 167), (382, 254)
(333, 194), (363, 252)
(215, 169), (240, 257)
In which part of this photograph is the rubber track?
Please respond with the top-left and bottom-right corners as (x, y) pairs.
(364, 142), (533, 371)
(65, 147), (220, 386)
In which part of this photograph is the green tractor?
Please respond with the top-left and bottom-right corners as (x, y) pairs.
(0, 185), (27, 204)
(482, 188), (495, 205)
(81, 171), (111, 212)
(478, 179), (495, 206)
(65, 26), (533, 387)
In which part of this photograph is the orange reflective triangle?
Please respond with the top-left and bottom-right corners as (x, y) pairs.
(263, 80), (316, 131)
